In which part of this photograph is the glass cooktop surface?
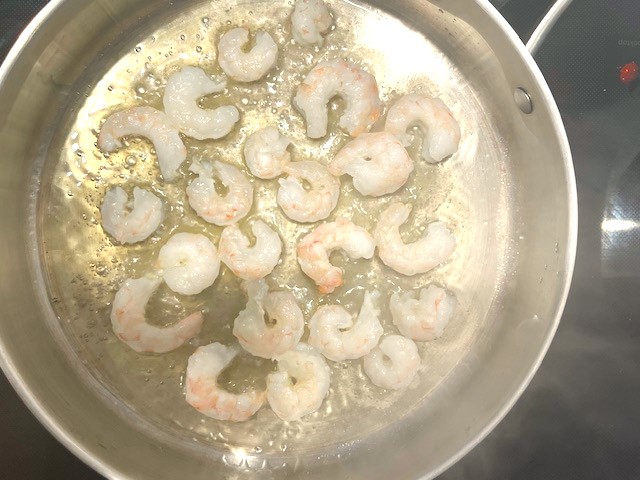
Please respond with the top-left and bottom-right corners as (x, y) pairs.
(1, 1), (638, 478)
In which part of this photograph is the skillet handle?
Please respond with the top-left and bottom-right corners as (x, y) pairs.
(496, 0), (572, 53)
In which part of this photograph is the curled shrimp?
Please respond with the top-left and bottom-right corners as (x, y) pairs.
(186, 342), (266, 421)
(363, 335), (420, 390)
(186, 160), (253, 226)
(277, 160), (340, 223)
(374, 202), (456, 276)
(291, 0), (333, 46)
(157, 232), (220, 295)
(385, 94), (461, 163)
(219, 220), (282, 280)
(217, 28), (278, 82)
(163, 66), (240, 140)
(98, 106), (186, 182)
(267, 343), (330, 421)
(293, 59), (382, 138)
(297, 218), (375, 294)
(233, 280), (305, 359)
(110, 275), (203, 353)
(100, 186), (163, 244)
(308, 290), (383, 361)
(243, 127), (291, 179)
(328, 131), (414, 196)
(390, 285), (456, 341)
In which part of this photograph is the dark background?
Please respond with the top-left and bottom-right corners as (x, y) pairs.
(2, 0), (640, 478)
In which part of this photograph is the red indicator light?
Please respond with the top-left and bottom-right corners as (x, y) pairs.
(620, 61), (639, 85)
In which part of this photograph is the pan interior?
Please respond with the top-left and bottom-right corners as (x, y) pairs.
(37, 0), (513, 464)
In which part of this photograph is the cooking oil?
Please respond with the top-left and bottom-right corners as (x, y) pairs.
(38, 0), (510, 456)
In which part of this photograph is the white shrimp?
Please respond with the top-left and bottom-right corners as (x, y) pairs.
(219, 220), (282, 280)
(110, 275), (203, 353)
(363, 335), (420, 390)
(186, 342), (265, 422)
(277, 160), (340, 223)
(243, 127), (291, 179)
(385, 94), (461, 163)
(98, 106), (186, 182)
(100, 186), (163, 244)
(157, 233), (220, 295)
(328, 132), (414, 196)
(217, 28), (278, 82)
(163, 66), (240, 140)
(291, 0), (333, 46)
(374, 202), (456, 276)
(293, 59), (382, 138)
(308, 291), (383, 361)
(186, 160), (253, 226)
(233, 280), (304, 359)
(267, 343), (330, 421)
(390, 285), (456, 341)
(297, 218), (375, 294)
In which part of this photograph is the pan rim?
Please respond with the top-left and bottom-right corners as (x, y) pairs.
(426, 0), (578, 478)
(0, 3), (129, 479)
(0, 1), (578, 479)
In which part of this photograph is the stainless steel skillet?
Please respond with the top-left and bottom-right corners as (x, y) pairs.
(0, 0), (576, 478)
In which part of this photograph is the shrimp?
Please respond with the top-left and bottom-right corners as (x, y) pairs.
(266, 343), (330, 421)
(97, 106), (186, 182)
(308, 290), (383, 361)
(390, 285), (456, 341)
(297, 218), (375, 294)
(291, 0), (333, 46)
(363, 335), (420, 390)
(243, 127), (291, 179)
(185, 342), (265, 421)
(384, 94), (461, 163)
(186, 160), (253, 226)
(293, 59), (382, 138)
(157, 232), (220, 295)
(233, 280), (305, 359)
(111, 275), (203, 353)
(374, 202), (456, 276)
(163, 66), (240, 140)
(277, 160), (340, 223)
(217, 28), (278, 82)
(219, 220), (282, 280)
(327, 132), (414, 196)
(100, 186), (163, 244)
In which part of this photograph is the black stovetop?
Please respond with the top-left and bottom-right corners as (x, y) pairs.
(2, 1), (639, 478)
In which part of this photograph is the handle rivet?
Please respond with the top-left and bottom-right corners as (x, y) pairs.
(514, 87), (533, 114)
